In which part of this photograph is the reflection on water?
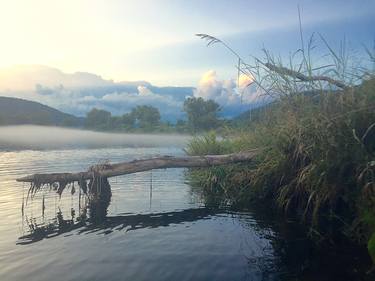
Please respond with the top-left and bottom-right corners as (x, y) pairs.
(19, 205), (222, 245)
(0, 147), (281, 281)
(0, 146), (373, 281)
(19, 178), (220, 244)
(19, 191), (281, 281)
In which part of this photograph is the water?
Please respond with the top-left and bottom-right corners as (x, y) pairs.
(0, 136), (371, 281)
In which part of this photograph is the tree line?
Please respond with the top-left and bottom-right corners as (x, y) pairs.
(85, 97), (222, 133)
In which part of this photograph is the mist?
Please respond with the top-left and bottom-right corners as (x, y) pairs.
(0, 125), (191, 150)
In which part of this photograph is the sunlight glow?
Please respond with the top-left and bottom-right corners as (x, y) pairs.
(238, 74), (254, 89)
(0, 0), (372, 85)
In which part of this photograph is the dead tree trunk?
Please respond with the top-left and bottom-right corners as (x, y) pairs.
(16, 151), (257, 185)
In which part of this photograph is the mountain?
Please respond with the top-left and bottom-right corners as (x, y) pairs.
(0, 96), (83, 126)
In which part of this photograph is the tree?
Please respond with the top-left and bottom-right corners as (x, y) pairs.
(175, 119), (188, 133)
(108, 116), (123, 130)
(121, 113), (135, 130)
(85, 108), (111, 129)
(132, 105), (160, 129)
(61, 116), (79, 127)
(183, 97), (221, 132)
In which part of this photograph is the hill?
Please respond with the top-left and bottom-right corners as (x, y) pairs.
(231, 102), (275, 127)
(0, 96), (83, 126)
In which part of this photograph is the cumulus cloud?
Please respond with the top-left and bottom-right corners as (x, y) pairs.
(238, 73), (254, 89)
(194, 70), (263, 107)
(194, 70), (236, 105)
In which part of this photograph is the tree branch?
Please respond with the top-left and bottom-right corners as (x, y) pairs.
(264, 63), (349, 90)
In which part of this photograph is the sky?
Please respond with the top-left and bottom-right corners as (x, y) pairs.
(0, 0), (374, 120)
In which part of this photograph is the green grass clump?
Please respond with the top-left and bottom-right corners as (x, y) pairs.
(188, 79), (375, 266)
(192, 33), (375, 262)
(186, 131), (234, 155)
(187, 79), (375, 259)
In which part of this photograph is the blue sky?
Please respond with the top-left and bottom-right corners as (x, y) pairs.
(0, 0), (374, 119)
(128, 0), (375, 85)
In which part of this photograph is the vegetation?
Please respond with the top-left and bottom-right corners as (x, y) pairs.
(183, 97), (221, 132)
(0, 88), (220, 134)
(85, 108), (112, 130)
(84, 98), (223, 133)
(85, 105), (175, 133)
(188, 34), (375, 267)
(0, 94), (222, 134)
(132, 105), (161, 129)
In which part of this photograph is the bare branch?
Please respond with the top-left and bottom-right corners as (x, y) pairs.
(263, 62), (349, 90)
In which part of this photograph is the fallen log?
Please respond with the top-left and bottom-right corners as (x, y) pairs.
(16, 151), (258, 185)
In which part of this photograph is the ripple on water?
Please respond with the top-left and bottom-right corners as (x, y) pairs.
(0, 146), (283, 281)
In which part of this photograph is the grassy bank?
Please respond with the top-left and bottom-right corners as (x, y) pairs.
(187, 36), (375, 266)
(188, 78), (375, 266)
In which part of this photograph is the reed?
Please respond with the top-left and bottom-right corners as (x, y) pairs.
(191, 33), (375, 264)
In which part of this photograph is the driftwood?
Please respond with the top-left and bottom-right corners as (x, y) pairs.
(16, 151), (257, 185)
(264, 63), (349, 90)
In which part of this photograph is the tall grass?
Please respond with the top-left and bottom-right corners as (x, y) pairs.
(190, 34), (375, 264)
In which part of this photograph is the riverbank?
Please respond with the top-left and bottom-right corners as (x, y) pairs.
(186, 78), (375, 275)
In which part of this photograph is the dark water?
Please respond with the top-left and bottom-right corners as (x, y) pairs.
(0, 145), (372, 281)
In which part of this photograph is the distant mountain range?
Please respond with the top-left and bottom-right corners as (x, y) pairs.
(0, 96), (83, 126)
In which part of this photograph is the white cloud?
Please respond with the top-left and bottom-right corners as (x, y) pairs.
(238, 73), (254, 89)
(137, 85), (153, 96)
(0, 65), (187, 119)
(66, 86), (183, 120)
(101, 87), (180, 108)
(194, 70), (263, 107)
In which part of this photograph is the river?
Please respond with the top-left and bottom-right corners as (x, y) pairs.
(0, 128), (370, 281)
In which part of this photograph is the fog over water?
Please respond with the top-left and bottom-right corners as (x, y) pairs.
(0, 125), (191, 150)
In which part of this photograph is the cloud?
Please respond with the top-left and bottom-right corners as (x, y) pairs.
(238, 73), (254, 89)
(59, 86), (185, 121)
(35, 84), (56, 96)
(194, 70), (236, 105)
(194, 70), (263, 108)
(137, 85), (152, 96)
(0, 65), (113, 92)
(101, 88), (181, 109)
(0, 65), (191, 120)
(0, 65), (267, 121)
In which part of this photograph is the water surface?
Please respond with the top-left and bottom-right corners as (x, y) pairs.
(0, 133), (370, 281)
(0, 145), (286, 281)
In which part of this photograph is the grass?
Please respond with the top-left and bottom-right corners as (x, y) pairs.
(189, 34), (375, 264)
